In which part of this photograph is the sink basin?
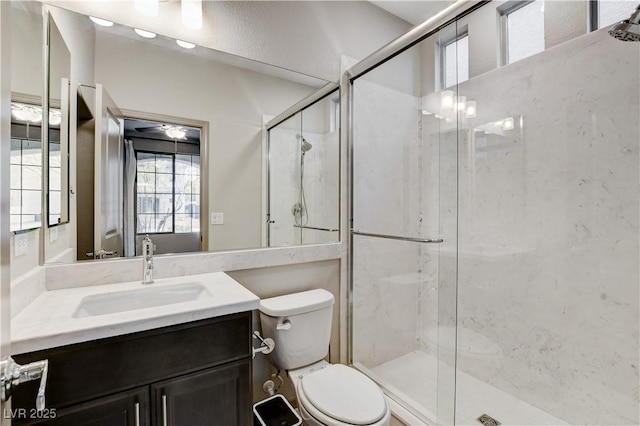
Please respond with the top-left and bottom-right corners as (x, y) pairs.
(73, 282), (209, 318)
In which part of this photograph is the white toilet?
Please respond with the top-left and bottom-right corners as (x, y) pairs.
(259, 289), (391, 426)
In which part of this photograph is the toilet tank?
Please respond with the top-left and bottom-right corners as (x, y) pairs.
(259, 289), (334, 370)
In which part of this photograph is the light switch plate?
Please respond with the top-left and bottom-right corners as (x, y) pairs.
(210, 212), (224, 225)
(14, 233), (28, 257)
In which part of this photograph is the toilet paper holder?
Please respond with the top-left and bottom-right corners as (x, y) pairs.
(252, 331), (275, 358)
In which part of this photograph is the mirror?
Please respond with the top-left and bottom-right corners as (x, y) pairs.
(46, 16), (71, 227)
(267, 88), (340, 247)
(43, 5), (337, 264)
(10, 2), (43, 234)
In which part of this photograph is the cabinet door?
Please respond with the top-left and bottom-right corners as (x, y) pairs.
(14, 387), (149, 426)
(151, 360), (251, 426)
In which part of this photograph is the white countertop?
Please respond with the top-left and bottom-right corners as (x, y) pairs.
(11, 272), (260, 354)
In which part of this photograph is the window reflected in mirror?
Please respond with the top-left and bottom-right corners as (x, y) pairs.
(135, 153), (201, 234)
(10, 102), (44, 232)
(126, 118), (202, 255)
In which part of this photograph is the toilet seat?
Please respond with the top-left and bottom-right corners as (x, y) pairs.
(297, 364), (388, 425)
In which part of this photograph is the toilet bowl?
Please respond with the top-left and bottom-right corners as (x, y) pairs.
(291, 362), (390, 426)
(259, 290), (390, 426)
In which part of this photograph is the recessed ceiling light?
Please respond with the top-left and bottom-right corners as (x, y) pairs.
(134, 28), (157, 39)
(182, 0), (202, 30)
(176, 39), (196, 49)
(135, 0), (159, 17)
(89, 16), (114, 27)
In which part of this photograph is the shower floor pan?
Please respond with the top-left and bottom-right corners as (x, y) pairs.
(356, 350), (567, 426)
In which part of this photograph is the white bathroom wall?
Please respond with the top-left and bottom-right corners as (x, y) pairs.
(93, 31), (316, 252)
(10, 2), (42, 98)
(48, 0), (412, 83)
(454, 28), (639, 425)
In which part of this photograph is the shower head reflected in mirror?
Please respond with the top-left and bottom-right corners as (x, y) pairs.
(609, 4), (640, 42)
(297, 134), (313, 153)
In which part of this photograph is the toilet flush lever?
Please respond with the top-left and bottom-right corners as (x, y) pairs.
(276, 320), (291, 331)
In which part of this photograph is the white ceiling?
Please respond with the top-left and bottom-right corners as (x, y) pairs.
(370, 0), (456, 26)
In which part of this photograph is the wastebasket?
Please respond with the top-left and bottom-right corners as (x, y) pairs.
(253, 394), (302, 426)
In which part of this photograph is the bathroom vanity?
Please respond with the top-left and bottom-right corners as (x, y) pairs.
(12, 313), (251, 425)
(9, 272), (259, 426)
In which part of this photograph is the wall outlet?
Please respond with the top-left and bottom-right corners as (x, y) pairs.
(50, 226), (59, 243)
(14, 233), (28, 257)
(210, 212), (224, 225)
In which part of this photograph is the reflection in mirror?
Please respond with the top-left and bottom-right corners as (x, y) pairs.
(47, 15), (71, 227)
(10, 103), (43, 232)
(267, 88), (340, 247)
(126, 119), (202, 257)
(10, 2), (44, 233)
(43, 5), (333, 264)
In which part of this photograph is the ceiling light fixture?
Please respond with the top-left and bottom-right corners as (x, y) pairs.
(11, 103), (43, 123)
(502, 117), (515, 131)
(440, 90), (455, 110)
(134, 28), (157, 39)
(465, 100), (477, 118)
(182, 0), (203, 30)
(176, 39), (196, 49)
(89, 16), (114, 27)
(165, 126), (186, 139)
(456, 95), (467, 112)
(135, 0), (159, 17)
(49, 109), (62, 126)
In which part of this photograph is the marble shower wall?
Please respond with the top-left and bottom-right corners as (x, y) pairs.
(454, 29), (639, 425)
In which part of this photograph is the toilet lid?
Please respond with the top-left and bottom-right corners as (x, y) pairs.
(300, 365), (386, 425)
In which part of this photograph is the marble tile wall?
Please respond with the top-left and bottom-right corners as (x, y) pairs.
(452, 29), (639, 425)
(352, 235), (421, 367)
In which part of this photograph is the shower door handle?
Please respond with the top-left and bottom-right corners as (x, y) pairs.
(351, 230), (443, 244)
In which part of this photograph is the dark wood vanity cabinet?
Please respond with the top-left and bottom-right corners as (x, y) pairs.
(11, 312), (252, 426)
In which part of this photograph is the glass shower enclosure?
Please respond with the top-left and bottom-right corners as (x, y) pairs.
(267, 86), (340, 247)
(349, 2), (639, 425)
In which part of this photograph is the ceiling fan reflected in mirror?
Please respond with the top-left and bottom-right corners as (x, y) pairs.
(134, 124), (187, 139)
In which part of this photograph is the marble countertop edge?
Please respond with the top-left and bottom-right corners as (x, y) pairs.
(11, 272), (260, 355)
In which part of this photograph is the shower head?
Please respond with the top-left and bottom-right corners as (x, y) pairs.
(297, 134), (313, 153)
(608, 5), (640, 42)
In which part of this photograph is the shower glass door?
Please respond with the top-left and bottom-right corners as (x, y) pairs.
(267, 89), (340, 247)
(268, 111), (303, 247)
(350, 22), (462, 425)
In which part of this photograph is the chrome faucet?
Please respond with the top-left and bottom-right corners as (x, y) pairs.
(142, 234), (154, 284)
